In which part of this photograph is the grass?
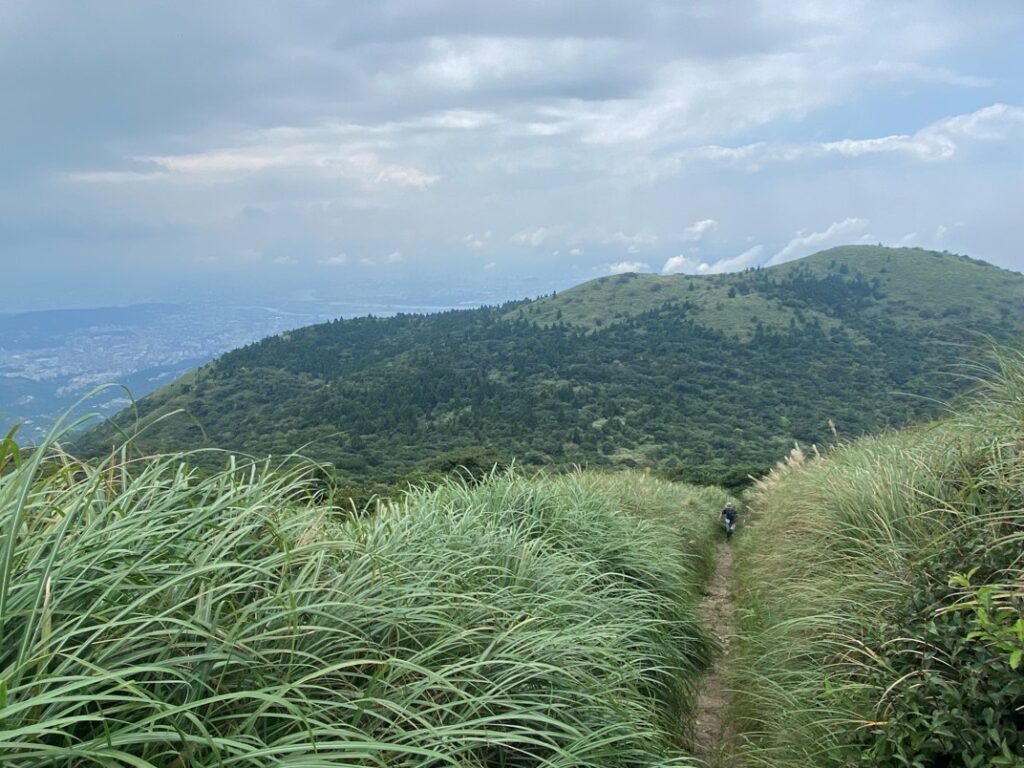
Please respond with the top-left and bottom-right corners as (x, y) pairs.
(0, 423), (728, 767)
(727, 346), (1024, 767)
(509, 246), (1024, 336)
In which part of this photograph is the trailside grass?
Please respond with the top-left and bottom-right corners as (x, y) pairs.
(728, 348), (1024, 767)
(0, 428), (727, 767)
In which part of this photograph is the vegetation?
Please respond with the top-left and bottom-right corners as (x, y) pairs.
(0, 419), (729, 766)
(522, 246), (1022, 336)
(728, 347), (1024, 767)
(77, 247), (1024, 491)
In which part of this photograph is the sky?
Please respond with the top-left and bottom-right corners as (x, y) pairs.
(3, 1), (1023, 310)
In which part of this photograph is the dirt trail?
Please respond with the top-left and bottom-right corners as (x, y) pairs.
(691, 541), (738, 765)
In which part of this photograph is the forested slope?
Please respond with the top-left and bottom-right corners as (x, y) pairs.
(78, 246), (1024, 488)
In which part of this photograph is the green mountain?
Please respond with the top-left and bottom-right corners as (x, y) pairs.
(78, 246), (1024, 488)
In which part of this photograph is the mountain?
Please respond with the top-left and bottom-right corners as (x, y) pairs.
(76, 246), (1024, 489)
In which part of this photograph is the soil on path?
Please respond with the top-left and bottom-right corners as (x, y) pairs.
(691, 541), (738, 765)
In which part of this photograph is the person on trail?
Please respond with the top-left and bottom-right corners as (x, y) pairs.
(721, 502), (738, 539)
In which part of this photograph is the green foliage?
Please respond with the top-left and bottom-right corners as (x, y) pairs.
(949, 571), (1024, 672)
(76, 247), (1024, 489)
(729, 346), (1024, 768)
(835, 536), (1024, 766)
(0, 426), (724, 766)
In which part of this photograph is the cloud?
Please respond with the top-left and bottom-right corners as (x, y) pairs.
(682, 218), (717, 241)
(646, 103), (1024, 177)
(68, 128), (441, 193)
(933, 103), (1024, 140)
(662, 255), (700, 274)
(768, 218), (869, 266)
(463, 231), (492, 249)
(511, 226), (554, 247)
(662, 245), (763, 275)
(820, 134), (957, 161)
(608, 260), (650, 274)
(375, 165), (440, 189)
(823, 104), (1024, 163)
(8, 2), (1024, 305)
(356, 250), (405, 267)
(318, 253), (348, 267)
(606, 231), (659, 253)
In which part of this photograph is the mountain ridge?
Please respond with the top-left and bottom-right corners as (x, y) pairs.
(77, 245), (1024, 490)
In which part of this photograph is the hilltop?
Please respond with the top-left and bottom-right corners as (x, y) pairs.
(77, 246), (1024, 490)
(513, 246), (1021, 337)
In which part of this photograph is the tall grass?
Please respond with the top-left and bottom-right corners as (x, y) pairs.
(728, 347), (1024, 767)
(0, 431), (726, 767)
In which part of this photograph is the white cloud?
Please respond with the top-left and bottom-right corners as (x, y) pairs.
(569, 247), (582, 256)
(356, 250), (404, 267)
(511, 226), (553, 247)
(483, 261), (497, 270)
(662, 245), (763, 275)
(318, 253), (348, 267)
(64, 170), (167, 184)
(934, 103), (1024, 140)
(662, 254), (701, 275)
(67, 126), (441, 193)
(271, 255), (297, 266)
(608, 260), (651, 274)
(646, 103), (1024, 178)
(821, 103), (1024, 161)
(682, 218), (717, 241)
(607, 231), (659, 253)
(821, 133), (956, 161)
(416, 109), (500, 131)
(375, 165), (440, 189)
(768, 218), (869, 266)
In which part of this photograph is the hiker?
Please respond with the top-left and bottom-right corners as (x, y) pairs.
(721, 502), (738, 539)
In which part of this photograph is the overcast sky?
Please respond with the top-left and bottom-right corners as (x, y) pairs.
(3, 1), (1023, 310)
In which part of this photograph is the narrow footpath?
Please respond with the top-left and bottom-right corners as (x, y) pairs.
(692, 542), (738, 765)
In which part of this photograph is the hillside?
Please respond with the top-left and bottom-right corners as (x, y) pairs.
(728, 347), (1024, 766)
(0, 423), (728, 764)
(77, 246), (1024, 488)
(514, 246), (1021, 338)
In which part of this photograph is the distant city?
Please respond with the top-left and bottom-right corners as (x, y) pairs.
(0, 283), (532, 443)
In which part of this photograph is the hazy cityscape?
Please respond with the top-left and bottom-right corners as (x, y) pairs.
(0, 278), (531, 441)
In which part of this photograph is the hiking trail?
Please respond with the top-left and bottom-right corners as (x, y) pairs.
(692, 541), (738, 765)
